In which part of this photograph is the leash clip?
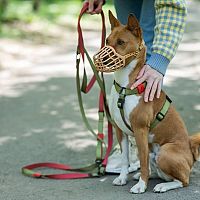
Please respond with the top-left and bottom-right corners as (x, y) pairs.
(117, 88), (126, 109)
(95, 158), (102, 165)
(76, 51), (81, 60)
(117, 95), (125, 109)
(99, 165), (106, 176)
(95, 160), (106, 176)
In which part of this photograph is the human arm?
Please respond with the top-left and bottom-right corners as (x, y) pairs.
(146, 0), (187, 75)
(132, 0), (187, 102)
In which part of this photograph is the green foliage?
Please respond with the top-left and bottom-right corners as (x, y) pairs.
(0, 0), (80, 38)
(0, 0), (114, 39)
(0, 0), (80, 23)
(0, 0), (114, 23)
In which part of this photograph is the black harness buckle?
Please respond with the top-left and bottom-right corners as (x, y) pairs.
(95, 159), (102, 165)
(117, 87), (126, 109)
(156, 112), (165, 121)
(117, 95), (125, 109)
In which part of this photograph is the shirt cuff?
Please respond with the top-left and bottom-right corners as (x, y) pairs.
(146, 53), (170, 76)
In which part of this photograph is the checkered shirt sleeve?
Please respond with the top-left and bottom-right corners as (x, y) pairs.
(153, 0), (187, 61)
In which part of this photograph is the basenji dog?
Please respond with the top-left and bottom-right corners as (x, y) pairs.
(102, 11), (200, 193)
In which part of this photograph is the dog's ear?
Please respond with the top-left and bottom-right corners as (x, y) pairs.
(109, 10), (120, 30)
(127, 14), (142, 38)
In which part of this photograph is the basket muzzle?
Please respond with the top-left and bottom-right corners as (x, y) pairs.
(93, 42), (144, 73)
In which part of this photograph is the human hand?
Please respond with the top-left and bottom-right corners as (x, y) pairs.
(131, 65), (163, 102)
(83, 0), (105, 14)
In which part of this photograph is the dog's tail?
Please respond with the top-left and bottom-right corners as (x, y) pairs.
(189, 132), (200, 161)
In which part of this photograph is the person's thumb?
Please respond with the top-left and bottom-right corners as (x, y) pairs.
(88, 0), (94, 12)
(94, 1), (103, 13)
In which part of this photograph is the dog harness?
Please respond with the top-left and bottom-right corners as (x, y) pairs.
(114, 80), (172, 131)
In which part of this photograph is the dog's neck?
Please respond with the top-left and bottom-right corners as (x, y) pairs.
(114, 59), (138, 88)
(114, 44), (146, 88)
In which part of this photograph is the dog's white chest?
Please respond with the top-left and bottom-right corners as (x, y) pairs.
(109, 60), (141, 135)
(109, 86), (140, 135)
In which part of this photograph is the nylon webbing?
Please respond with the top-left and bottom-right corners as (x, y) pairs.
(22, 2), (113, 180)
(114, 81), (172, 132)
(150, 95), (172, 130)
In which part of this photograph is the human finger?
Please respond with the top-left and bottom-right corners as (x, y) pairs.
(144, 78), (154, 102)
(136, 65), (146, 79)
(88, 0), (95, 13)
(149, 79), (159, 101)
(156, 80), (162, 98)
(93, 1), (103, 14)
(83, 1), (88, 6)
(130, 74), (147, 90)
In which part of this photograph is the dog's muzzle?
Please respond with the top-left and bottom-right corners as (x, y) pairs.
(93, 42), (144, 73)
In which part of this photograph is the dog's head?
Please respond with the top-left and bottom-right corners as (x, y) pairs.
(106, 10), (143, 66)
(93, 11), (145, 73)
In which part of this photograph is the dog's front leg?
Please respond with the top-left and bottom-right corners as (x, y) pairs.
(113, 133), (129, 186)
(130, 127), (149, 193)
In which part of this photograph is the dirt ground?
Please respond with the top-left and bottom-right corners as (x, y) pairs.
(0, 1), (200, 200)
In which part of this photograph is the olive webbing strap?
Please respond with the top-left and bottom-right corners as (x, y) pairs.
(76, 54), (100, 139)
(84, 48), (114, 125)
(150, 95), (172, 130)
(114, 81), (172, 132)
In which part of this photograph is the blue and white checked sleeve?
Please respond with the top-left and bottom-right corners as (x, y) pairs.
(146, 0), (187, 75)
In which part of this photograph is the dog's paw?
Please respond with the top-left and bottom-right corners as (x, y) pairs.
(153, 183), (168, 193)
(133, 172), (141, 180)
(112, 175), (128, 186)
(128, 161), (140, 173)
(130, 178), (147, 194)
(153, 180), (183, 193)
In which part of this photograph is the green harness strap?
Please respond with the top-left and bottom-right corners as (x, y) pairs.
(150, 95), (172, 130)
(114, 81), (143, 131)
(114, 81), (172, 131)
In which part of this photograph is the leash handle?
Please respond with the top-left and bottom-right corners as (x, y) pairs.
(77, 2), (106, 62)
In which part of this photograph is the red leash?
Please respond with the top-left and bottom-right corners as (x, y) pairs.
(22, 3), (113, 179)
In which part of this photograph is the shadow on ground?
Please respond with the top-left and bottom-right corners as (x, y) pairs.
(0, 73), (200, 200)
(0, 1), (200, 200)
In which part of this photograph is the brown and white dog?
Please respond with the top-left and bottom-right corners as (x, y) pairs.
(106, 11), (200, 193)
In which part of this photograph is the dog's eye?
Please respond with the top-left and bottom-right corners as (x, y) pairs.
(117, 39), (125, 45)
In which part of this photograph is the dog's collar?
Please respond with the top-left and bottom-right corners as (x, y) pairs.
(114, 80), (146, 96)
